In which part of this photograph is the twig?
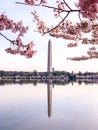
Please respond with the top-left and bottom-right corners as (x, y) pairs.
(0, 32), (14, 43)
(42, 12), (70, 35)
(42, 4), (69, 12)
(78, 11), (82, 22)
(15, 2), (28, 5)
(62, 0), (72, 10)
(16, 2), (40, 6)
(42, 4), (80, 13)
(0, 32), (27, 48)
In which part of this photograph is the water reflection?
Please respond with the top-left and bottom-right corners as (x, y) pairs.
(0, 81), (98, 130)
(1, 78), (98, 86)
(47, 81), (53, 117)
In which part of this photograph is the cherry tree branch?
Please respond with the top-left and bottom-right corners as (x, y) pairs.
(0, 32), (27, 47)
(16, 1), (80, 13)
(42, 5), (68, 12)
(62, 0), (72, 10)
(42, 4), (80, 13)
(42, 12), (70, 35)
(0, 32), (14, 43)
(16, 2), (40, 6)
(16, 2), (28, 5)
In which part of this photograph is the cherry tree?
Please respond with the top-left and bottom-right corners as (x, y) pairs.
(0, 0), (98, 60)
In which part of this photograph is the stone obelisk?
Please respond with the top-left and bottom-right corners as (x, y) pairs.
(47, 39), (52, 72)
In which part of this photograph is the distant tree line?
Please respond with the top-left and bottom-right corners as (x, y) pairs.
(1, 70), (98, 79)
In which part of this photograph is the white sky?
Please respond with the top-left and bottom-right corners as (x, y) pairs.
(0, 0), (98, 73)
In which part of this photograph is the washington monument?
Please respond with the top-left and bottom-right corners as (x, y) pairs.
(47, 39), (52, 117)
(47, 39), (52, 72)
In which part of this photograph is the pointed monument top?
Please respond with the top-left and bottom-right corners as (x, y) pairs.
(48, 39), (52, 43)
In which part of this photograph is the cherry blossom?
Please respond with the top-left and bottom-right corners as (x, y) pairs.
(29, 0), (98, 61)
(24, 0), (35, 6)
(40, 0), (47, 5)
(0, 13), (36, 58)
(67, 42), (77, 48)
(76, 0), (98, 20)
(0, 0), (98, 60)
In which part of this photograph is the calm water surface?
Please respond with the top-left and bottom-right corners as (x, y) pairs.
(0, 82), (98, 130)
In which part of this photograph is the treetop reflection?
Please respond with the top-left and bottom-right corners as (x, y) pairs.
(0, 78), (98, 86)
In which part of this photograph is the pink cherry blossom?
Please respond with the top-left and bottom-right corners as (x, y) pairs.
(40, 0), (47, 5)
(24, 0), (35, 6)
(16, 37), (23, 49)
(77, 0), (98, 20)
(5, 48), (12, 53)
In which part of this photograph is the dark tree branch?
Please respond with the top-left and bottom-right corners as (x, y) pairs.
(16, 2), (28, 5)
(16, 2), (40, 6)
(0, 32), (14, 43)
(0, 32), (27, 48)
(42, 12), (70, 35)
(42, 4), (69, 12)
(42, 4), (80, 13)
(62, 0), (72, 10)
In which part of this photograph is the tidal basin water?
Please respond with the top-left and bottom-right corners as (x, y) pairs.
(0, 82), (98, 130)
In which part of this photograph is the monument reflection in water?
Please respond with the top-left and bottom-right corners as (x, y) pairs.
(47, 81), (53, 118)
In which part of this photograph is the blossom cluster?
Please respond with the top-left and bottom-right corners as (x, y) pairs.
(32, 11), (94, 42)
(5, 40), (36, 58)
(76, 0), (98, 20)
(31, 11), (49, 33)
(0, 13), (36, 58)
(53, 1), (67, 18)
(67, 42), (77, 48)
(24, 0), (47, 6)
(31, 9), (98, 60)
(0, 13), (28, 36)
(68, 56), (91, 61)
